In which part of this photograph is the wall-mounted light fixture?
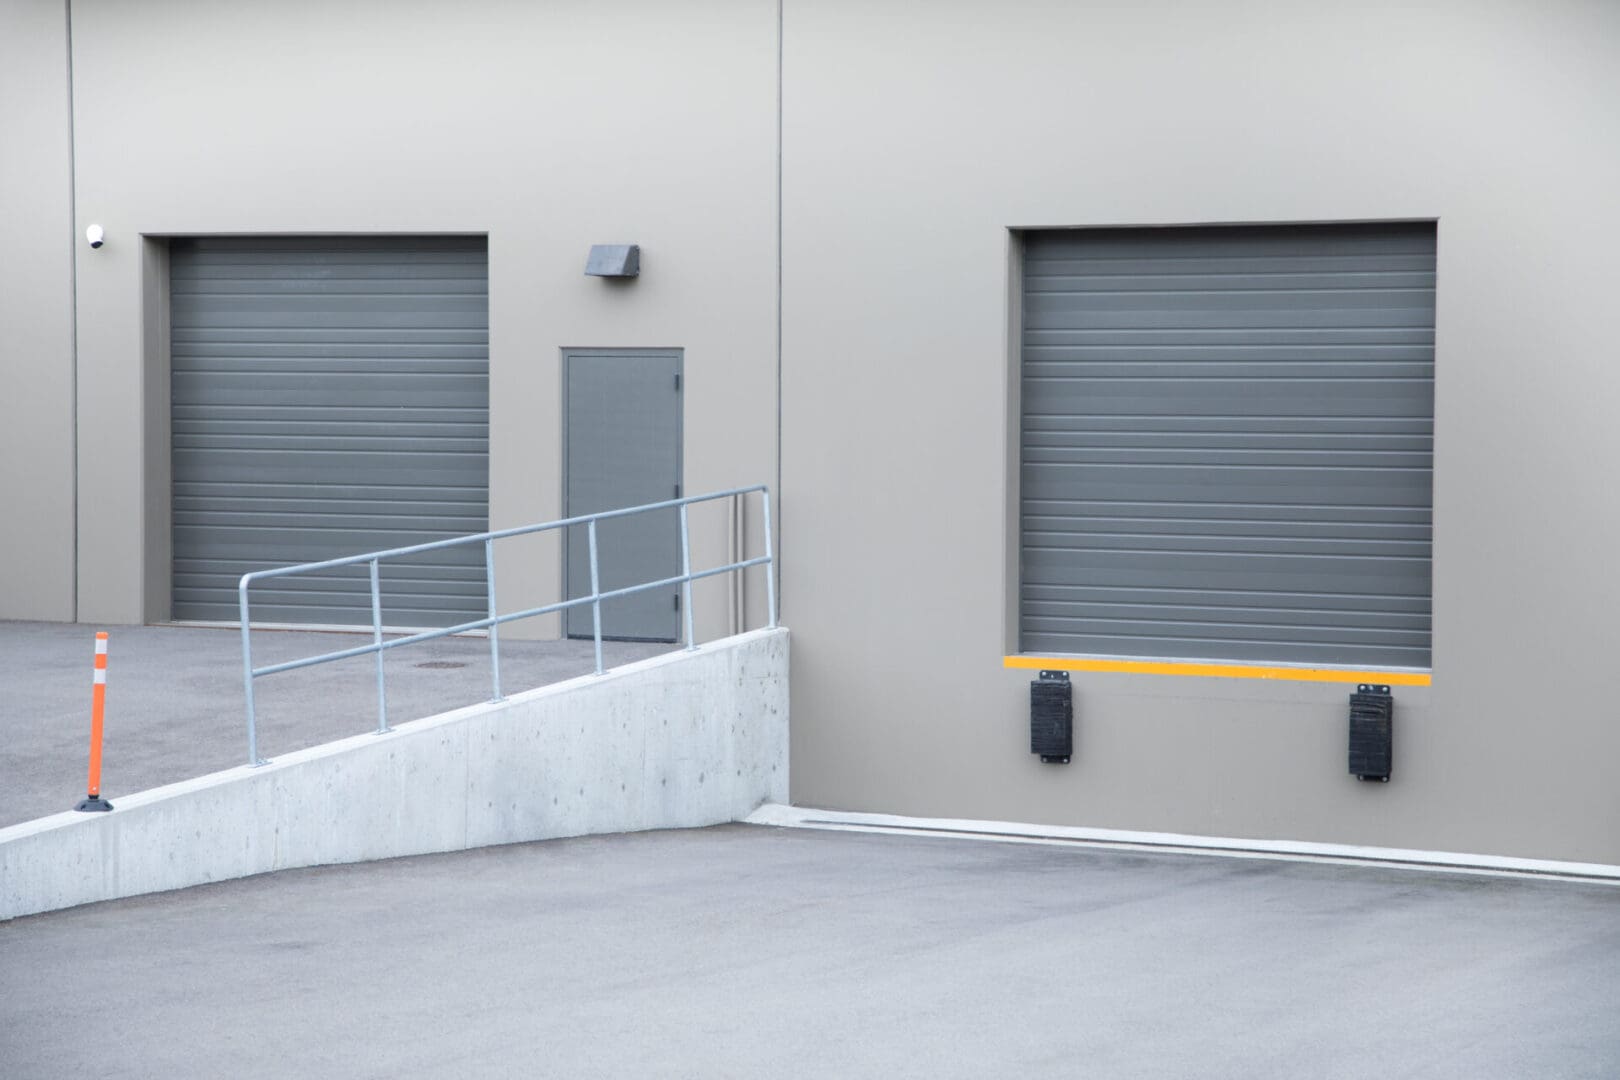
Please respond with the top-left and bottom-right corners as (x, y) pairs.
(86, 224), (105, 249)
(585, 244), (639, 278)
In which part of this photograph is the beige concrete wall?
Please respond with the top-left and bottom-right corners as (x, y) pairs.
(18, 0), (1620, 863)
(781, 0), (1620, 863)
(0, 0), (76, 621)
(64, 0), (778, 636)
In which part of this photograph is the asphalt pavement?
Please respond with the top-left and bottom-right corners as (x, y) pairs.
(2, 823), (1617, 1079)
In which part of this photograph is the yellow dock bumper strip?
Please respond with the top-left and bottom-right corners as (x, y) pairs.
(1004, 655), (1431, 687)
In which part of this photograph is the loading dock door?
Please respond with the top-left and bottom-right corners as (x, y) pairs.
(564, 349), (683, 642)
(1020, 223), (1435, 667)
(170, 236), (489, 627)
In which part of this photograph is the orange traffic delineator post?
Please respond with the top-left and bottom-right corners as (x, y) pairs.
(75, 632), (114, 813)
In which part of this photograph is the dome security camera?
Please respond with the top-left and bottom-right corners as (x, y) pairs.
(86, 225), (105, 249)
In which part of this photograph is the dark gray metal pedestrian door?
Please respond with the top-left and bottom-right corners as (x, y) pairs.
(564, 349), (683, 642)
(1020, 223), (1435, 667)
(170, 236), (489, 626)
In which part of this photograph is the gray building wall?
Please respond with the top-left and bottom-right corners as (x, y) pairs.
(781, 0), (1620, 863)
(5, 0), (1619, 863)
(0, 0), (76, 621)
(33, 0), (779, 637)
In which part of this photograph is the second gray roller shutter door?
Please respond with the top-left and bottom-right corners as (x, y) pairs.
(1020, 223), (1434, 668)
(171, 236), (489, 627)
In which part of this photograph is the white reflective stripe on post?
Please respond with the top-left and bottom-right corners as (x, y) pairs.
(93, 668), (106, 685)
(95, 637), (108, 655)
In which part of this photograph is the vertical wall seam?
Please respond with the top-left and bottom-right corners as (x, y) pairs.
(774, 0), (784, 614)
(65, 0), (79, 623)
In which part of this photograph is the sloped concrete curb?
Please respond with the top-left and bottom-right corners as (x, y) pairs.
(2, 628), (788, 920)
(748, 801), (1620, 884)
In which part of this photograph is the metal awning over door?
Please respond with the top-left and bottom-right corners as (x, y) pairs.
(1020, 223), (1435, 668)
(170, 236), (489, 626)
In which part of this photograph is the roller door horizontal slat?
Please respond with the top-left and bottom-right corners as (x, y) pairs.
(173, 388), (488, 409)
(174, 572), (491, 593)
(1022, 558), (1428, 606)
(174, 438), (490, 457)
(177, 569), (489, 587)
(175, 470), (486, 491)
(174, 526), (490, 552)
(175, 603), (492, 626)
(175, 481), (489, 502)
(173, 410), (489, 424)
(1025, 224), (1433, 258)
(1023, 469), (1432, 507)
(1025, 449), (1433, 469)
(1023, 526), (1430, 557)
(1021, 613), (1431, 647)
(171, 237), (489, 627)
(173, 277), (489, 295)
(1022, 581), (1431, 612)
(1022, 308), (1431, 331)
(171, 325), (486, 338)
(174, 586), (490, 611)
(1018, 630), (1430, 668)
(1022, 597), (1430, 628)
(1024, 364), (1433, 381)
(1020, 223), (1434, 665)
(1025, 269), (1436, 289)
(171, 354), (489, 370)
(1024, 516), (1430, 544)
(176, 515), (488, 536)
(1026, 419), (1431, 438)
(175, 499), (485, 519)
(1023, 390), (1431, 418)
(1023, 495), (1431, 517)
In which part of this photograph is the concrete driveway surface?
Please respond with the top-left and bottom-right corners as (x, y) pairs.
(2, 824), (1616, 1080)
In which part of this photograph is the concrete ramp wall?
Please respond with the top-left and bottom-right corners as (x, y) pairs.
(1, 628), (788, 920)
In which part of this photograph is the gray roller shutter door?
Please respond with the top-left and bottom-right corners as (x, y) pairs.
(1021, 223), (1434, 667)
(171, 236), (489, 627)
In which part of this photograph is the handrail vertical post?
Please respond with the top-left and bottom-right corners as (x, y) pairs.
(731, 492), (743, 634)
(239, 578), (262, 766)
(679, 503), (696, 651)
(588, 519), (604, 675)
(485, 538), (502, 702)
(370, 558), (388, 734)
(761, 488), (778, 629)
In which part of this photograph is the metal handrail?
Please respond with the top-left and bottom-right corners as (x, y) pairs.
(237, 484), (776, 766)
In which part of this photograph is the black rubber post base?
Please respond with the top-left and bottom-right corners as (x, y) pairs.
(74, 795), (114, 812)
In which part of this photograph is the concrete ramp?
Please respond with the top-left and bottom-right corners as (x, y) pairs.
(1, 628), (788, 920)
